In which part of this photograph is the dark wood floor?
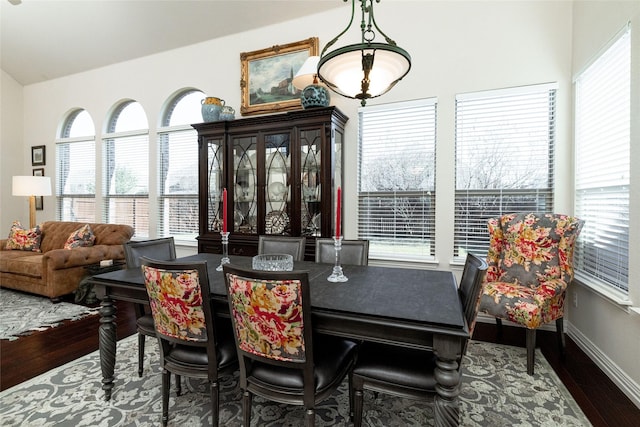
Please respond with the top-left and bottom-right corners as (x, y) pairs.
(1, 300), (639, 426)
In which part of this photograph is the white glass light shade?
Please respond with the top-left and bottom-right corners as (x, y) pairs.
(292, 56), (321, 90)
(12, 175), (52, 196)
(318, 43), (411, 100)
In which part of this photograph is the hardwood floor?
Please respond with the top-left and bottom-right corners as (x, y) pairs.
(1, 300), (639, 426)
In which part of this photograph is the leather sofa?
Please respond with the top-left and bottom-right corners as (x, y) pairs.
(0, 221), (134, 300)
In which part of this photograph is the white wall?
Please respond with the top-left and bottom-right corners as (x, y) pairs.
(1, 0), (638, 406)
(0, 70), (26, 228)
(568, 0), (640, 408)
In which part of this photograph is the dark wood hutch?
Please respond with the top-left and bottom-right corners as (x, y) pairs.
(193, 106), (348, 260)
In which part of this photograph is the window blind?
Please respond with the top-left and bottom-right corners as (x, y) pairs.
(56, 109), (96, 222)
(157, 127), (199, 240)
(454, 84), (556, 260)
(103, 102), (149, 237)
(574, 26), (630, 293)
(358, 99), (436, 261)
(157, 90), (203, 242)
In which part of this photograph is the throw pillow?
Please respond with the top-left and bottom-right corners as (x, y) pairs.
(64, 223), (96, 249)
(5, 220), (42, 252)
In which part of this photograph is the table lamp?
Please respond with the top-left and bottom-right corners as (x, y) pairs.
(12, 175), (52, 228)
(292, 56), (330, 109)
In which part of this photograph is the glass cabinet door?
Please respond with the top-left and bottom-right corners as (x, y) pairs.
(264, 133), (291, 235)
(300, 129), (322, 236)
(207, 137), (224, 232)
(232, 135), (257, 233)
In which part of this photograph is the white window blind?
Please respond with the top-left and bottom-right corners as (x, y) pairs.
(103, 101), (149, 237)
(358, 99), (436, 261)
(454, 84), (556, 260)
(157, 90), (201, 242)
(574, 26), (630, 293)
(56, 109), (96, 222)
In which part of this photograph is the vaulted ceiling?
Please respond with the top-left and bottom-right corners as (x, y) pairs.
(1, 0), (340, 86)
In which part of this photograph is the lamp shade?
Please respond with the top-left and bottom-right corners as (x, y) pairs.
(292, 56), (321, 90)
(12, 176), (52, 196)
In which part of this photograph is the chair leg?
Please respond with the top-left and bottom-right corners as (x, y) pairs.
(526, 329), (536, 375)
(353, 388), (364, 427)
(209, 380), (219, 427)
(137, 333), (145, 377)
(348, 373), (354, 420)
(305, 408), (315, 427)
(175, 374), (182, 396)
(242, 390), (252, 427)
(496, 318), (503, 340)
(161, 369), (171, 427)
(556, 318), (566, 359)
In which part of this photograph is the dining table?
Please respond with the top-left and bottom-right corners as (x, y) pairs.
(89, 253), (469, 427)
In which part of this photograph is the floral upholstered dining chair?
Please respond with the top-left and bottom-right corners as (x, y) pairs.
(223, 264), (357, 427)
(141, 258), (237, 427)
(478, 212), (584, 375)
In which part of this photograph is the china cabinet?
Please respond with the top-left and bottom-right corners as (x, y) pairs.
(193, 106), (348, 259)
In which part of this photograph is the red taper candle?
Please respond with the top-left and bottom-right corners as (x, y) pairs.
(222, 188), (228, 233)
(336, 186), (341, 238)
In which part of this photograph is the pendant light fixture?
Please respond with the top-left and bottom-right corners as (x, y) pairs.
(317, 0), (411, 106)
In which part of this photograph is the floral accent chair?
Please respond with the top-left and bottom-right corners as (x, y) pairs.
(141, 258), (237, 427)
(223, 264), (358, 427)
(123, 237), (176, 377)
(478, 212), (584, 375)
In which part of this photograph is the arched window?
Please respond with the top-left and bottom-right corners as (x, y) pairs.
(56, 109), (96, 222)
(103, 101), (149, 236)
(157, 90), (204, 242)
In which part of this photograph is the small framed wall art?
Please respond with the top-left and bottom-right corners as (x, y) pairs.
(32, 168), (45, 210)
(240, 37), (318, 116)
(31, 145), (46, 166)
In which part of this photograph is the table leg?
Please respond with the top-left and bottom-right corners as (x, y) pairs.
(98, 295), (117, 401)
(433, 334), (462, 427)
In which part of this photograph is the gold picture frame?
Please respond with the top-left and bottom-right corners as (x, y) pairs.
(240, 37), (319, 116)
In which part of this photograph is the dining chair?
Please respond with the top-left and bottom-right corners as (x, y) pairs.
(315, 238), (369, 266)
(257, 235), (306, 261)
(478, 212), (584, 375)
(123, 237), (176, 377)
(140, 257), (237, 427)
(222, 264), (358, 427)
(351, 253), (488, 427)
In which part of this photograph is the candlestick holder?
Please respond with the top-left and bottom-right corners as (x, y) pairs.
(216, 231), (230, 271)
(327, 236), (348, 282)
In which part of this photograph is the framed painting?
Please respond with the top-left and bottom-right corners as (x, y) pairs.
(31, 145), (46, 166)
(240, 37), (319, 116)
(32, 168), (45, 210)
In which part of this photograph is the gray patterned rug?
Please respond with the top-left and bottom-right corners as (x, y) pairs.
(0, 334), (591, 426)
(0, 289), (98, 341)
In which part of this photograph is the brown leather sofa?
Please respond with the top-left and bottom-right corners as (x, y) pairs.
(0, 221), (134, 300)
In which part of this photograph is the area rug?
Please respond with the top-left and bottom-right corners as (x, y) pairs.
(0, 336), (591, 426)
(0, 289), (98, 341)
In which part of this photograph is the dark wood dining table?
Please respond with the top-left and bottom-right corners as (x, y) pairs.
(89, 253), (469, 427)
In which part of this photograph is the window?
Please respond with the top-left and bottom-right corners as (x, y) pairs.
(157, 90), (203, 242)
(454, 84), (556, 260)
(103, 101), (149, 237)
(56, 109), (96, 222)
(358, 99), (436, 261)
(574, 26), (630, 293)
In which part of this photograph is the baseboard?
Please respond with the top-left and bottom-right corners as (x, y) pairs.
(566, 322), (640, 409)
